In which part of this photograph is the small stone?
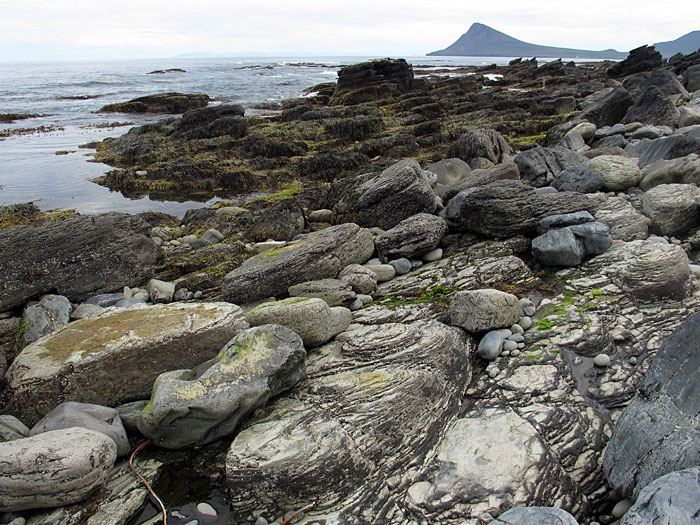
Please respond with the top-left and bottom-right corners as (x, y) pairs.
(193, 291), (203, 299)
(507, 333), (524, 343)
(517, 343), (525, 349)
(71, 303), (104, 320)
(501, 350), (510, 356)
(422, 248), (443, 262)
(147, 279), (175, 304)
(364, 264), (396, 282)
(629, 356), (638, 365)
(357, 294), (373, 305)
(255, 518), (269, 525)
(133, 291), (150, 302)
(510, 349), (521, 357)
(510, 323), (524, 334)
(519, 298), (536, 316)
(196, 502), (217, 517)
(173, 288), (189, 302)
(612, 499), (633, 519)
(123, 286), (133, 298)
(503, 340), (518, 352)
(389, 258), (412, 275)
(349, 298), (363, 311)
(486, 365), (500, 378)
(519, 316), (533, 329)
(410, 259), (423, 269)
(594, 353), (612, 367)
(574, 356), (584, 365)
(308, 209), (332, 222)
(478, 330), (505, 360)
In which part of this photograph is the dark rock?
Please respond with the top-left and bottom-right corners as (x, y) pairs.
(532, 227), (586, 266)
(607, 45), (663, 78)
(0, 213), (160, 313)
(626, 134), (700, 168)
(551, 166), (604, 193)
(17, 295), (72, 349)
(356, 133), (419, 158)
(356, 159), (441, 230)
(85, 293), (126, 307)
(375, 213), (448, 262)
(577, 86), (635, 127)
(330, 58), (416, 105)
(324, 116), (384, 141)
(180, 115), (246, 140)
(640, 153), (700, 190)
(99, 92), (210, 114)
(179, 104), (244, 129)
(448, 128), (513, 169)
(686, 64), (700, 91)
(514, 147), (588, 187)
(536, 211), (595, 235)
(623, 69), (689, 103)
(603, 311), (700, 498)
(584, 146), (630, 160)
(622, 86), (680, 128)
(593, 133), (628, 149)
(223, 223), (374, 305)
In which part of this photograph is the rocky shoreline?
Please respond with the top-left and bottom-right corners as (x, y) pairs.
(2, 46), (700, 525)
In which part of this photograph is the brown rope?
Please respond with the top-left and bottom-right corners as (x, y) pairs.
(280, 502), (315, 525)
(129, 440), (167, 524)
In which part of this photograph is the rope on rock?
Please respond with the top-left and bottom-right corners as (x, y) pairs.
(129, 440), (167, 524)
(280, 502), (316, 525)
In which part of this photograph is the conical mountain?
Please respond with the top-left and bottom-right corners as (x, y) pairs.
(428, 23), (626, 59)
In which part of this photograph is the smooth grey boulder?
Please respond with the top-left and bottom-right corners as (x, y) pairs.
(426, 158), (471, 186)
(450, 289), (520, 333)
(629, 124), (671, 140)
(29, 402), (129, 457)
(364, 263), (396, 282)
(594, 196), (649, 241)
(551, 166), (604, 193)
(639, 153), (700, 190)
(338, 264), (378, 295)
(356, 159), (441, 230)
(532, 228), (586, 266)
(0, 428), (117, 512)
(70, 303), (104, 320)
(604, 311), (700, 499)
(622, 86), (680, 128)
(514, 147), (588, 188)
(374, 213), (448, 262)
(641, 183), (700, 236)
(226, 320), (473, 523)
(489, 506), (579, 525)
(187, 228), (224, 249)
(625, 134), (700, 168)
(288, 279), (357, 308)
(438, 161), (520, 202)
(620, 467), (700, 525)
(0, 415), (29, 443)
(139, 324), (306, 449)
(246, 298), (352, 347)
(442, 180), (594, 238)
(448, 127), (513, 169)
(577, 86), (635, 127)
(536, 211), (595, 235)
(587, 155), (641, 191)
(4, 302), (249, 426)
(223, 223), (374, 304)
(17, 295), (71, 349)
(0, 213), (160, 313)
(478, 330), (505, 360)
(389, 257), (412, 275)
(569, 222), (614, 255)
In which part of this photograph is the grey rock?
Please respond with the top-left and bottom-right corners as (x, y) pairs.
(551, 166), (604, 193)
(489, 506), (579, 525)
(629, 124), (670, 140)
(620, 467), (700, 525)
(623, 86), (680, 128)
(29, 402), (129, 457)
(567, 121), (597, 142)
(578, 86), (635, 127)
(536, 211), (595, 235)
(625, 134), (700, 168)
(639, 153), (700, 190)
(389, 257), (412, 275)
(443, 180), (594, 238)
(139, 324), (306, 449)
(514, 147), (588, 187)
(520, 298), (536, 316)
(0, 428), (117, 512)
(686, 65), (700, 92)
(0, 415), (29, 443)
(478, 330), (504, 360)
(604, 311), (700, 498)
(288, 278), (357, 308)
(595, 123), (626, 138)
(422, 247), (443, 262)
(0, 213), (160, 313)
(587, 155), (641, 191)
(85, 293), (126, 307)
(146, 278), (175, 303)
(679, 105), (700, 128)
(338, 264), (378, 295)
(246, 297), (352, 347)
(172, 288), (189, 301)
(4, 302), (249, 426)
(594, 133), (628, 149)
(437, 161), (520, 203)
(223, 223), (374, 304)
(642, 183), (700, 236)
(374, 213), (448, 262)
(532, 227), (586, 266)
(448, 127), (513, 169)
(593, 354), (611, 367)
(115, 400), (149, 433)
(187, 228), (224, 249)
(308, 209), (333, 222)
(425, 158), (471, 186)
(356, 159), (441, 230)
(113, 297), (147, 308)
(559, 131), (588, 151)
(450, 289), (520, 332)
(18, 295), (71, 349)
(594, 196), (649, 241)
(70, 303), (104, 320)
(569, 222), (614, 255)
(363, 264), (396, 282)
(623, 69), (689, 104)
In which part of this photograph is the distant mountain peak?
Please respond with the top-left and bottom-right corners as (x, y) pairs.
(428, 22), (626, 59)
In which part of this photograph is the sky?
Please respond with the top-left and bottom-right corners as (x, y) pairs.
(1, 0), (698, 61)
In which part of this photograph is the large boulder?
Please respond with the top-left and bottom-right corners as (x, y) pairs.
(2, 302), (249, 425)
(641, 183), (700, 236)
(577, 86), (635, 127)
(586, 155), (642, 191)
(329, 58), (416, 105)
(0, 428), (117, 512)
(607, 45), (663, 78)
(532, 222), (612, 267)
(225, 320), (473, 523)
(449, 289), (520, 332)
(139, 324), (306, 449)
(442, 180), (593, 238)
(448, 128), (513, 169)
(604, 312), (700, 498)
(426, 158), (472, 186)
(594, 196), (649, 241)
(438, 161), (520, 202)
(620, 467), (700, 525)
(288, 279), (357, 308)
(246, 297), (352, 347)
(551, 166), (604, 193)
(639, 153), (700, 190)
(0, 213), (160, 313)
(625, 134), (700, 168)
(223, 223), (374, 304)
(622, 86), (680, 128)
(623, 69), (689, 103)
(356, 159), (441, 230)
(99, 92), (210, 114)
(514, 147), (588, 187)
(374, 213), (448, 262)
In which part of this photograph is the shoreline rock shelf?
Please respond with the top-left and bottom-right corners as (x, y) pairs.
(2, 47), (700, 524)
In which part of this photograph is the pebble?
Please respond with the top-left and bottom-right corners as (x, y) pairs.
(573, 356), (584, 365)
(410, 259), (423, 269)
(517, 343), (525, 349)
(510, 323), (524, 335)
(503, 340), (518, 352)
(501, 350), (510, 357)
(629, 356), (638, 365)
(507, 333), (524, 343)
(510, 349), (521, 357)
(357, 294), (373, 305)
(193, 291), (203, 299)
(594, 354), (611, 367)
(486, 365), (500, 378)
(197, 502), (217, 517)
(173, 288), (189, 302)
(255, 517), (269, 525)
(478, 330), (505, 360)
(389, 258), (412, 275)
(519, 316), (533, 330)
(422, 248), (443, 262)
(519, 298), (536, 316)
(611, 499), (633, 519)
(497, 328), (513, 338)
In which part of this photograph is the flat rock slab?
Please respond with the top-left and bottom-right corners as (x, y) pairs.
(223, 223), (374, 304)
(3, 302), (249, 425)
(0, 212), (160, 313)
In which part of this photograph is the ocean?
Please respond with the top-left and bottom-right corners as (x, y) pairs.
(0, 55), (527, 217)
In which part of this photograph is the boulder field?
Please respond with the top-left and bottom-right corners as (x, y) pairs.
(2, 47), (700, 524)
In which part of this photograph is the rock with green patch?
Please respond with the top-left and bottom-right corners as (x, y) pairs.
(3, 302), (249, 426)
(0, 213), (160, 313)
(17, 295), (71, 349)
(138, 324), (306, 449)
(450, 289), (521, 333)
(223, 223), (374, 305)
(246, 297), (351, 347)
(225, 320), (473, 522)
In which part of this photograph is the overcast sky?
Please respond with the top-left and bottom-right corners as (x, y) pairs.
(1, 0), (698, 61)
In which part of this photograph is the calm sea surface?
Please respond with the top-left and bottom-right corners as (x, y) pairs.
(0, 55), (531, 217)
